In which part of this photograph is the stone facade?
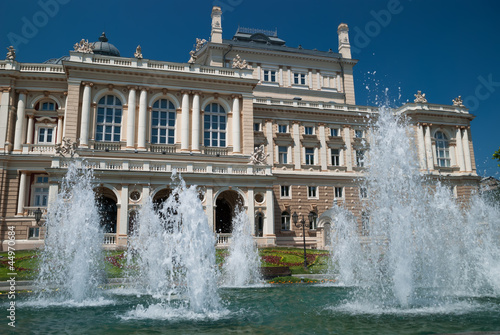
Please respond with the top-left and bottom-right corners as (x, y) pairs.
(0, 6), (479, 250)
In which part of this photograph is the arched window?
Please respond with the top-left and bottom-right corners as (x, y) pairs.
(309, 211), (318, 230)
(435, 131), (450, 167)
(281, 211), (290, 230)
(35, 100), (58, 111)
(204, 103), (226, 147)
(96, 95), (122, 142)
(255, 212), (264, 237)
(151, 99), (176, 144)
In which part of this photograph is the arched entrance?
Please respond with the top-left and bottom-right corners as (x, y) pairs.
(152, 188), (173, 212)
(95, 187), (118, 233)
(215, 190), (244, 233)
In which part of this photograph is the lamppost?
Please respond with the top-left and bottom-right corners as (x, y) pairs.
(292, 211), (314, 270)
(34, 207), (43, 226)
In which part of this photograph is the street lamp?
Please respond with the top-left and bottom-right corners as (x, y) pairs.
(292, 211), (314, 270)
(34, 207), (43, 226)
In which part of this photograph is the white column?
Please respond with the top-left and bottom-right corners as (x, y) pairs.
(62, 93), (68, 138)
(247, 188), (255, 235)
(265, 120), (274, 165)
(316, 71), (321, 90)
(287, 67), (292, 87)
(265, 188), (275, 236)
(206, 187), (214, 231)
(79, 83), (92, 147)
(232, 95), (241, 154)
(13, 92), (27, 151)
(137, 88), (148, 150)
(344, 126), (353, 171)
(319, 124), (327, 170)
(191, 92), (201, 152)
(455, 127), (465, 171)
(180, 91), (190, 151)
(26, 116), (34, 144)
(257, 64), (261, 82)
(462, 127), (472, 171)
(308, 69), (313, 89)
(119, 184), (129, 235)
(337, 76), (341, 92)
(424, 125), (434, 171)
(279, 67), (283, 86)
(57, 116), (63, 144)
(0, 89), (11, 150)
(417, 123), (427, 170)
(339, 148), (345, 166)
(293, 122), (301, 170)
(16, 172), (27, 216)
(126, 87), (137, 148)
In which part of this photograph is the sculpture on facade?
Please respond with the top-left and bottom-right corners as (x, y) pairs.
(232, 54), (251, 69)
(73, 39), (94, 53)
(195, 38), (207, 51)
(55, 137), (79, 158)
(188, 50), (197, 64)
(249, 145), (269, 165)
(414, 90), (428, 103)
(6, 46), (16, 60)
(453, 95), (465, 107)
(134, 45), (143, 59)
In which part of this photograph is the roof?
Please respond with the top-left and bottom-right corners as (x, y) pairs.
(92, 32), (120, 57)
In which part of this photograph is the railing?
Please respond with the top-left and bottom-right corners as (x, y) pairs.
(203, 147), (229, 156)
(253, 97), (378, 113)
(22, 144), (56, 154)
(217, 233), (232, 245)
(0, 61), (65, 73)
(24, 206), (48, 217)
(103, 233), (116, 245)
(149, 143), (177, 153)
(93, 141), (122, 151)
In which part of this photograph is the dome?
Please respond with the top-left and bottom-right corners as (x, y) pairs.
(92, 32), (120, 57)
(43, 56), (70, 64)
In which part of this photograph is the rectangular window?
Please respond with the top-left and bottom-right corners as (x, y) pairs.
(41, 102), (55, 111)
(305, 148), (315, 165)
(334, 187), (343, 199)
(278, 146), (288, 164)
(308, 186), (317, 198)
(281, 213), (290, 230)
(33, 187), (49, 206)
(304, 126), (314, 135)
(356, 150), (365, 167)
(294, 73), (306, 85)
(28, 227), (40, 239)
(360, 187), (368, 199)
(278, 124), (288, 133)
(330, 128), (339, 137)
(355, 129), (364, 138)
(254, 123), (261, 131)
(280, 185), (290, 198)
(331, 149), (340, 166)
(263, 70), (276, 82)
(38, 127), (54, 144)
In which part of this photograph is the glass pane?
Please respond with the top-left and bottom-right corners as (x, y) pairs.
(107, 95), (114, 105)
(153, 100), (159, 108)
(105, 133), (111, 141)
(113, 134), (120, 142)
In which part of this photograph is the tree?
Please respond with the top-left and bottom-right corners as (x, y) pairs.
(494, 147), (500, 167)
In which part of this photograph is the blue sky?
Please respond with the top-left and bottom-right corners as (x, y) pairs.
(1, 0), (499, 177)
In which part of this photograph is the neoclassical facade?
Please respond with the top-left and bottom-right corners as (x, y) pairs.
(0, 7), (479, 250)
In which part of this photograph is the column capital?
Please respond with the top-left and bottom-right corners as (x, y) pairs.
(138, 86), (148, 91)
(127, 85), (138, 91)
(192, 90), (202, 96)
(81, 82), (94, 87)
(16, 90), (28, 95)
(264, 119), (273, 123)
(181, 90), (190, 95)
(231, 94), (242, 99)
(91, 103), (97, 108)
(292, 120), (301, 124)
(318, 122), (326, 127)
(1, 87), (12, 93)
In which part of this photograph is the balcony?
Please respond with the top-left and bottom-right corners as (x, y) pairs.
(22, 144), (56, 155)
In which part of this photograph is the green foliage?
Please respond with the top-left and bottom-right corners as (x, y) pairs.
(494, 147), (500, 167)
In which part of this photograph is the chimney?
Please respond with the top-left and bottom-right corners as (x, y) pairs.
(337, 23), (351, 59)
(211, 6), (223, 43)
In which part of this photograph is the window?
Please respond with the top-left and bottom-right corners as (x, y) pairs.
(360, 187), (368, 199)
(96, 95), (122, 142)
(330, 128), (339, 137)
(294, 73), (306, 85)
(278, 124), (288, 133)
(254, 123), (261, 131)
(278, 146), (288, 164)
(28, 227), (40, 239)
(309, 212), (318, 230)
(151, 99), (176, 144)
(305, 148), (315, 165)
(355, 129), (364, 138)
(281, 211), (291, 230)
(204, 103), (226, 147)
(37, 127), (54, 144)
(356, 150), (365, 167)
(435, 131), (450, 167)
(361, 212), (370, 236)
(323, 75), (336, 89)
(334, 187), (343, 199)
(263, 69), (276, 82)
(331, 149), (340, 166)
(280, 185), (290, 198)
(32, 175), (49, 207)
(41, 101), (55, 111)
(304, 126), (314, 135)
(308, 186), (317, 198)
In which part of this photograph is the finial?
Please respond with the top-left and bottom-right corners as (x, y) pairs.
(414, 91), (428, 103)
(452, 96), (464, 107)
(98, 32), (108, 42)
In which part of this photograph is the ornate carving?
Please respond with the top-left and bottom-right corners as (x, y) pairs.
(188, 50), (197, 64)
(6, 46), (15, 60)
(249, 145), (269, 165)
(452, 95), (464, 107)
(232, 54), (252, 69)
(134, 45), (143, 59)
(414, 90), (428, 103)
(73, 39), (94, 53)
(195, 38), (207, 51)
(55, 137), (79, 158)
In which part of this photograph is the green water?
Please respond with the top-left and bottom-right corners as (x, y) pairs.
(4, 285), (500, 334)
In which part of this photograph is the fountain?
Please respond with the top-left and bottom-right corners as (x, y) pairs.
(34, 163), (104, 303)
(221, 207), (262, 286)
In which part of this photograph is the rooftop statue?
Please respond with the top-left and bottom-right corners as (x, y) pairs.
(195, 38), (207, 51)
(134, 45), (143, 59)
(232, 54), (251, 70)
(453, 95), (465, 107)
(6, 46), (15, 60)
(73, 39), (94, 54)
(414, 90), (428, 103)
(188, 50), (197, 64)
